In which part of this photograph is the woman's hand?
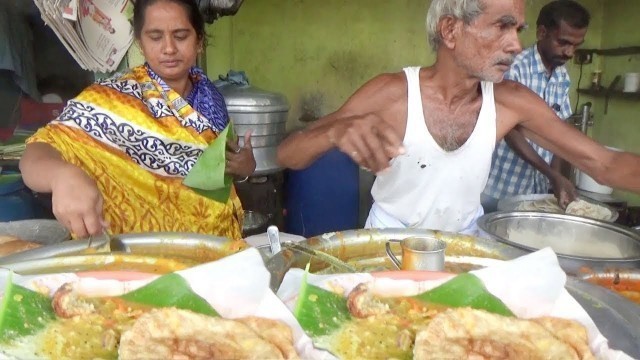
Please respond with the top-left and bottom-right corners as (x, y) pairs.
(51, 164), (106, 238)
(225, 130), (256, 179)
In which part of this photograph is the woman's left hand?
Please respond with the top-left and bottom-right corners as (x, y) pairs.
(225, 130), (256, 179)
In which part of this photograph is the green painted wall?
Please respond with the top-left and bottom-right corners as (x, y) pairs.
(207, 0), (431, 124)
(206, 0), (602, 124)
(204, 0), (640, 204)
(582, 0), (640, 205)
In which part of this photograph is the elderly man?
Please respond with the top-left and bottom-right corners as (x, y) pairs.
(277, 0), (640, 234)
(483, 0), (590, 213)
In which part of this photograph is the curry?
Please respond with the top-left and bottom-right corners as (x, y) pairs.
(38, 297), (149, 360)
(317, 297), (444, 359)
(587, 276), (640, 305)
(302, 281), (595, 360)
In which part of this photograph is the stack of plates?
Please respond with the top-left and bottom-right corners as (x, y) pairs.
(497, 194), (618, 222)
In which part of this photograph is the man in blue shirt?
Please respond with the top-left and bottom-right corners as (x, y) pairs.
(482, 0), (590, 212)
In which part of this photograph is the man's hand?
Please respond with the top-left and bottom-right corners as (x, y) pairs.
(51, 164), (106, 238)
(551, 174), (577, 209)
(327, 113), (404, 173)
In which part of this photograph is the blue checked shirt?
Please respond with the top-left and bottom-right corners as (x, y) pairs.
(484, 45), (573, 199)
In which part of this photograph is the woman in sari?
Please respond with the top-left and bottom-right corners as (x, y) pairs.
(19, 0), (255, 240)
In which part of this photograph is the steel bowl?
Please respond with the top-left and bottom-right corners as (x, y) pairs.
(477, 211), (640, 274)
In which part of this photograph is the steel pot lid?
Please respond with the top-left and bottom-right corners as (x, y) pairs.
(217, 83), (289, 113)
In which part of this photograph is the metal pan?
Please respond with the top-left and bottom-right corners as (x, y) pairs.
(265, 228), (640, 358)
(0, 254), (190, 275)
(262, 228), (528, 290)
(578, 268), (640, 306)
(0, 232), (244, 266)
(0, 219), (70, 245)
(565, 277), (640, 358)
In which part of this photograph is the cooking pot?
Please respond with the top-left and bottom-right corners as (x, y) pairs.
(217, 83), (289, 175)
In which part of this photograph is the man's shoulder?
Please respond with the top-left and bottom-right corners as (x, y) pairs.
(495, 79), (528, 93)
(357, 71), (408, 97)
(370, 70), (408, 84)
(493, 80), (541, 111)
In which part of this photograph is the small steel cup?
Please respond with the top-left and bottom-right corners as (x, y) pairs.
(385, 236), (447, 271)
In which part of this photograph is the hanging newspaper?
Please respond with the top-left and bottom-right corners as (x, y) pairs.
(33, 0), (133, 73)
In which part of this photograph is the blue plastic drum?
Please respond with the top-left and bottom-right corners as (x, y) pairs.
(284, 149), (359, 237)
(0, 173), (37, 221)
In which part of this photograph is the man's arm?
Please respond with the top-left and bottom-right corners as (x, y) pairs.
(504, 128), (560, 183)
(497, 82), (640, 192)
(277, 73), (405, 173)
(504, 129), (577, 206)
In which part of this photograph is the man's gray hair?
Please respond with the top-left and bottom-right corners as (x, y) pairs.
(426, 0), (485, 51)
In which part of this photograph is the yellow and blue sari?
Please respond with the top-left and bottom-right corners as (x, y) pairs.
(27, 64), (244, 240)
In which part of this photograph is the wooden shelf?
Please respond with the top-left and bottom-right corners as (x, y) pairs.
(573, 46), (640, 114)
(576, 46), (640, 57)
(577, 88), (640, 100)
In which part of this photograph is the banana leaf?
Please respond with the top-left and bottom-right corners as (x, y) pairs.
(0, 273), (56, 342)
(119, 273), (218, 317)
(413, 273), (514, 316)
(293, 266), (351, 337)
(295, 271), (513, 341)
(0, 272), (217, 345)
(183, 123), (236, 203)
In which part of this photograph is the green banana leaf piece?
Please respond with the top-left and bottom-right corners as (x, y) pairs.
(119, 273), (218, 317)
(0, 272), (217, 345)
(294, 271), (513, 339)
(183, 123), (236, 203)
(413, 273), (514, 316)
(294, 266), (351, 337)
(0, 274), (56, 341)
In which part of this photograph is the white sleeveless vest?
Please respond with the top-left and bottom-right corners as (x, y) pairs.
(367, 66), (497, 233)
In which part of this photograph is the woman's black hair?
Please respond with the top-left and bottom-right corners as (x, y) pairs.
(133, 0), (205, 40)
